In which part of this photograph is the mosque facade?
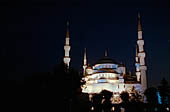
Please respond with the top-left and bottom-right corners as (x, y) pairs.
(63, 14), (147, 103)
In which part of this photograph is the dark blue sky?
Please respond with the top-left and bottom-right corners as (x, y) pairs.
(2, 0), (170, 86)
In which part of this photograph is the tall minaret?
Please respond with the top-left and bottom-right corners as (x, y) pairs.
(137, 13), (147, 92)
(135, 45), (140, 82)
(83, 48), (87, 75)
(63, 20), (71, 68)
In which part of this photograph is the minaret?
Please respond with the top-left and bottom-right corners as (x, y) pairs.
(83, 48), (87, 75)
(137, 13), (147, 92)
(135, 45), (140, 82)
(63, 20), (71, 68)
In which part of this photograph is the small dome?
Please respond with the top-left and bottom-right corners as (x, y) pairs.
(86, 66), (93, 74)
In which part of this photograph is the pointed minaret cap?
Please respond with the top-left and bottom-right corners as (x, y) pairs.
(66, 20), (69, 38)
(83, 48), (87, 65)
(104, 49), (108, 57)
(84, 48), (86, 59)
(67, 20), (69, 26)
(138, 12), (142, 31)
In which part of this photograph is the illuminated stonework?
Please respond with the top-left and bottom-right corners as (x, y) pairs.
(62, 14), (147, 103)
(81, 57), (143, 103)
(81, 13), (147, 103)
(63, 20), (71, 68)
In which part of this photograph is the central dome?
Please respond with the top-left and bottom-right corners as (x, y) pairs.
(94, 56), (118, 65)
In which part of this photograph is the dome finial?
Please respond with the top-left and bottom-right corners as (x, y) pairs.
(105, 49), (108, 57)
(120, 61), (123, 64)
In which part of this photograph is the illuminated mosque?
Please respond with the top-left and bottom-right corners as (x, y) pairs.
(63, 14), (147, 103)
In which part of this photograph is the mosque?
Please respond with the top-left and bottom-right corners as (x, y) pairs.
(63, 14), (147, 103)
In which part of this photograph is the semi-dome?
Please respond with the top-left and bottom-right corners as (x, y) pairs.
(93, 68), (119, 74)
(94, 56), (118, 65)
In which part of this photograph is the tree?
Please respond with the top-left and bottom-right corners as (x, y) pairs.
(21, 62), (83, 112)
(144, 87), (158, 104)
(91, 93), (103, 112)
(51, 62), (82, 100)
(101, 90), (113, 112)
(120, 91), (129, 103)
(158, 78), (170, 105)
(91, 90), (114, 112)
(120, 91), (140, 112)
(130, 86), (142, 102)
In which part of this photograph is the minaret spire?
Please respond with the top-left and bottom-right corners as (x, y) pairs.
(66, 20), (69, 39)
(83, 48), (87, 75)
(138, 13), (142, 32)
(63, 20), (71, 68)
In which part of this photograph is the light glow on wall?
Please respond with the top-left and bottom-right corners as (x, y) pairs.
(81, 62), (143, 103)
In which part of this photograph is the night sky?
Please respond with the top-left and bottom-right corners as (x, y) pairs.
(2, 0), (169, 86)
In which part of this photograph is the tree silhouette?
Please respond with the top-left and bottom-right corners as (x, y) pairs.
(101, 90), (113, 112)
(144, 87), (159, 112)
(144, 87), (158, 104)
(158, 78), (170, 105)
(130, 86), (142, 102)
(120, 91), (129, 103)
(91, 93), (103, 112)
(120, 91), (144, 112)
(20, 62), (83, 112)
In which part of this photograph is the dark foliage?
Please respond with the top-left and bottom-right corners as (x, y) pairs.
(101, 90), (113, 112)
(144, 87), (158, 104)
(158, 78), (170, 105)
(91, 90), (113, 112)
(144, 84), (170, 112)
(91, 93), (103, 112)
(120, 91), (144, 112)
(1, 62), (84, 112)
(120, 91), (129, 103)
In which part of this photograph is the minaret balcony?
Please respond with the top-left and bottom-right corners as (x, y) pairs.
(138, 52), (146, 57)
(63, 57), (71, 63)
(64, 46), (71, 50)
(137, 40), (144, 46)
(139, 66), (147, 70)
(138, 31), (143, 39)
